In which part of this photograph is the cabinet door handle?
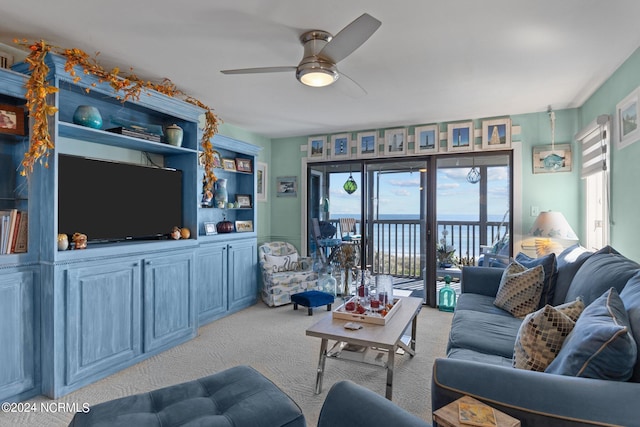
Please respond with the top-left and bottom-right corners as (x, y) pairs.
(146, 261), (152, 265)
(133, 262), (139, 266)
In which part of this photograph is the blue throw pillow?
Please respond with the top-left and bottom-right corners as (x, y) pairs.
(565, 249), (640, 306)
(545, 288), (637, 381)
(620, 271), (640, 382)
(553, 244), (593, 305)
(516, 252), (558, 309)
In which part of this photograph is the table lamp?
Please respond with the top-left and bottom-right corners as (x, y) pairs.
(529, 211), (578, 256)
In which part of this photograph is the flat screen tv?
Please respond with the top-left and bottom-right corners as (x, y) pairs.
(58, 154), (183, 243)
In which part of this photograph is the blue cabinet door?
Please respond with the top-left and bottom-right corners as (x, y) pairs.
(196, 243), (227, 325)
(0, 268), (39, 401)
(227, 239), (258, 311)
(65, 260), (142, 386)
(143, 251), (196, 352)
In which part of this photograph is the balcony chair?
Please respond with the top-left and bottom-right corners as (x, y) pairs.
(339, 217), (362, 242)
(259, 241), (318, 307)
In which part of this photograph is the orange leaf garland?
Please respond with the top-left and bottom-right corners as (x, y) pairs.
(14, 39), (219, 189)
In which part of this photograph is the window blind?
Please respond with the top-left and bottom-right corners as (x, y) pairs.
(575, 115), (610, 179)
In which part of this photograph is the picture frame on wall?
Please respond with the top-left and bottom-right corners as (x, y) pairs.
(413, 124), (439, 154)
(256, 161), (267, 202)
(384, 128), (407, 156)
(481, 118), (511, 150)
(357, 131), (378, 158)
(447, 121), (474, 152)
(307, 136), (327, 160)
(0, 104), (25, 135)
(330, 133), (351, 159)
(276, 176), (297, 197)
(616, 87), (640, 150)
(532, 143), (572, 173)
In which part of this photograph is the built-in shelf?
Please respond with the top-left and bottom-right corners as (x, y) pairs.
(58, 122), (196, 155)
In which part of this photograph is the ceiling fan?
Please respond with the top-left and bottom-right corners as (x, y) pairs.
(220, 13), (381, 93)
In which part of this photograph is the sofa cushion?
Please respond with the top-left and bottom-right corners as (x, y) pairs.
(494, 262), (544, 318)
(448, 347), (514, 368)
(448, 310), (523, 358)
(456, 293), (515, 318)
(565, 247), (640, 306)
(515, 252), (558, 309)
(620, 271), (640, 382)
(553, 245), (593, 305)
(513, 298), (584, 372)
(546, 288), (637, 381)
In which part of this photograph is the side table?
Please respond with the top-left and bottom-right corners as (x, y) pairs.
(433, 395), (520, 427)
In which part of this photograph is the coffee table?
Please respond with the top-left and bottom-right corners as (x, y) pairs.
(306, 296), (422, 400)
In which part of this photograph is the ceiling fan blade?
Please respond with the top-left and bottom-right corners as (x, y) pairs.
(337, 71), (367, 98)
(221, 66), (296, 75)
(319, 13), (381, 64)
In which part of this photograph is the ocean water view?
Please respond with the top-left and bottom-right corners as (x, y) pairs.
(328, 213), (508, 261)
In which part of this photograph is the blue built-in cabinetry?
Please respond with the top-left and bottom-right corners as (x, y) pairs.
(0, 55), (260, 401)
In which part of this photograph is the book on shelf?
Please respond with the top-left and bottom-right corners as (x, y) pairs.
(0, 210), (27, 254)
(458, 400), (497, 427)
(13, 211), (27, 253)
(106, 127), (162, 143)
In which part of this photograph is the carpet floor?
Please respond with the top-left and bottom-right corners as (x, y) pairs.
(1, 300), (453, 427)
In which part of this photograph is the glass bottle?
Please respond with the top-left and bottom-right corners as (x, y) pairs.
(438, 274), (457, 312)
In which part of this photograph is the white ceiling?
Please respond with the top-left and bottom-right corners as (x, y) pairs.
(2, 0), (640, 139)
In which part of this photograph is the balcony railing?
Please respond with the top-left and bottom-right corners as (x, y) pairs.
(326, 218), (508, 279)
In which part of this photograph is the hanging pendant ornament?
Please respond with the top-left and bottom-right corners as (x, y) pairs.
(466, 167), (481, 184)
(543, 106), (563, 171)
(343, 173), (358, 194)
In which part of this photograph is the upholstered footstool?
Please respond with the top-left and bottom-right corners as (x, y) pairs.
(68, 365), (305, 427)
(291, 290), (334, 315)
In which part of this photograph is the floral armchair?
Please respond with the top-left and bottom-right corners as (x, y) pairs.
(258, 242), (318, 307)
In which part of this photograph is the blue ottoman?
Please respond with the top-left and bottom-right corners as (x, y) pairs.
(68, 365), (305, 427)
(291, 290), (334, 315)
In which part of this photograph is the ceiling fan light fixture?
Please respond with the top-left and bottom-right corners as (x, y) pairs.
(296, 61), (339, 87)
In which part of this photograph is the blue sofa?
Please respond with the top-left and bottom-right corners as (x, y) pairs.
(432, 245), (640, 426)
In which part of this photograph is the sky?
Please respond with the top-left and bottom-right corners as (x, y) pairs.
(327, 166), (509, 219)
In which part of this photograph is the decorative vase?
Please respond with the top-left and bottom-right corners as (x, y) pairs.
(216, 217), (234, 233)
(438, 275), (456, 312)
(165, 124), (183, 147)
(73, 105), (102, 129)
(317, 267), (337, 296)
(214, 178), (228, 208)
(57, 233), (69, 251)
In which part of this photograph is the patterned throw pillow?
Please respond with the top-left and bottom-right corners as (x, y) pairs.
(513, 298), (585, 371)
(494, 262), (544, 318)
(264, 253), (299, 272)
(555, 297), (585, 322)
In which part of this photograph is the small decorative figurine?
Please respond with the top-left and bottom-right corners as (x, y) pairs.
(72, 232), (87, 249)
(170, 226), (181, 240)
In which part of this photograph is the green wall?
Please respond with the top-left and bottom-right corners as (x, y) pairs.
(222, 47), (640, 261)
(513, 109), (581, 235)
(578, 47), (640, 261)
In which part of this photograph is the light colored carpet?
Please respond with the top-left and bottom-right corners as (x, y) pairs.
(2, 300), (452, 427)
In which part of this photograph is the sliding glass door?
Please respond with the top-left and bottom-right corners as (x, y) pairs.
(306, 151), (512, 307)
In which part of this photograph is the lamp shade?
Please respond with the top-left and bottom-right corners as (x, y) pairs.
(529, 211), (578, 241)
(529, 211), (578, 256)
